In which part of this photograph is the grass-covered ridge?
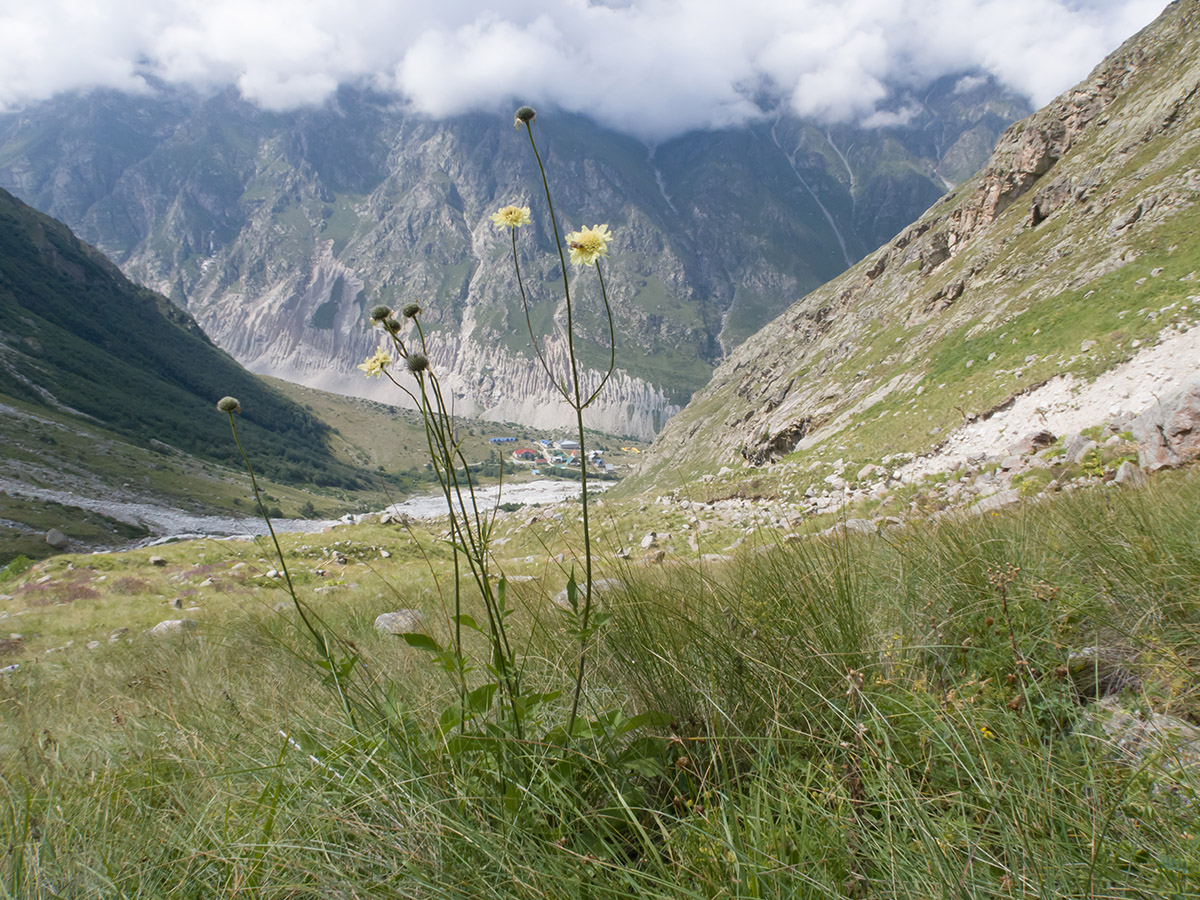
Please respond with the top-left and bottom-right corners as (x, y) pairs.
(2, 467), (1197, 897)
(0, 187), (365, 491)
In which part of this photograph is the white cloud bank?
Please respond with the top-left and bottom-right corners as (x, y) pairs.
(0, 0), (1167, 140)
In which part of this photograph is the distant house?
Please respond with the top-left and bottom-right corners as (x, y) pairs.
(557, 439), (580, 451)
(489, 436), (517, 444)
(512, 449), (539, 462)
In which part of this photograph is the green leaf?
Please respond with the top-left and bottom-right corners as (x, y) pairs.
(467, 682), (499, 715)
(401, 633), (441, 653)
(453, 614), (482, 632)
(565, 572), (579, 613)
(439, 704), (466, 736)
(615, 709), (672, 737)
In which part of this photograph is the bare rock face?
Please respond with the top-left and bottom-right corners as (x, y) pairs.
(1132, 379), (1200, 470)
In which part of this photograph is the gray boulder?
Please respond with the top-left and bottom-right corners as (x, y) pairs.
(1113, 460), (1147, 486)
(374, 609), (426, 635)
(45, 528), (69, 550)
(551, 578), (624, 611)
(1132, 379), (1200, 471)
(1077, 696), (1200, 775)
(1064, 433), (1098, 464)
(150, 619), (196, 636)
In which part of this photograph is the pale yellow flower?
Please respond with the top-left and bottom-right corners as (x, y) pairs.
(491, 205), (531, 228)
(357, 346), (392, 377)
(566, 224), (612, 267)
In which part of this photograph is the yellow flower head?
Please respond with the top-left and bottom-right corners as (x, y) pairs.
(566, 224), (613, 267)
(357, 346), (392, 378)
(491, 205), (531, 229)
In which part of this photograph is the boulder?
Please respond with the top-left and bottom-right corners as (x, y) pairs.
(45, 528), (70, 550)
(1064, 434), (1098, 464)
(374, 609), (426, 635)
(1132, 379), (1200, 471)
(1076, 696), (1200, 774)
(150, 619), (196, 636)
(976, 489), (1020, 513)
(1008, 432), (1056, 458)
(551, 578), (622, 610)
(149, 555), (167, 567)
(1113, 460), (1146, 486)
(640, 532), (658, 550)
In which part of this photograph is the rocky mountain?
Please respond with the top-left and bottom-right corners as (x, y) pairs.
(0, 186), (365, 490)
(0, 79), (1027, 438)
(641, 0), (1200, 488)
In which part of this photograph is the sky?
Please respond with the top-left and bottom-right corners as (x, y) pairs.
(0, 0), (1168, 141)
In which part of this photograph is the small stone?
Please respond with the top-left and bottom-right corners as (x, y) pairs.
(374, 610), (426, 635)
(108, 628), (128, 643)
(149, 555), (167, 567)
(86, 641), (100, 650)
(379, 550), (391, 559)
(640, 532), (658, 550)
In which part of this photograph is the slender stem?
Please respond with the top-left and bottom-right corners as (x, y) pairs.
(582, 260), (617, 407)
(521, 121), (614, 738)
(511, 226), (571, 403)
(226, 413), (357, 729)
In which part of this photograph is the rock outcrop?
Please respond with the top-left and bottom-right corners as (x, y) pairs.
(1133, 379), (1200, 470)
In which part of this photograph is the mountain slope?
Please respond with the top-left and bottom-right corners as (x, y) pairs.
(0, 82), (1027, 438)
(0, 186), (364, 490)
(642, 0), (1200, 488)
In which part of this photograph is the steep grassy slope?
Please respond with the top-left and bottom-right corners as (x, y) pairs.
(642, 0), (1200, 489)
(0, 187), (365, 490)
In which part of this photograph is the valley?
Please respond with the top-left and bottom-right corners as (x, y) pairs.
(1, 1), (1199, 897)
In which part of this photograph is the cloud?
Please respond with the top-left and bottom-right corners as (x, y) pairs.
(0, 0), (1168, 140)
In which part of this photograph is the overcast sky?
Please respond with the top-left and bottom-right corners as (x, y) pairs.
(0, 0), (1168, 141)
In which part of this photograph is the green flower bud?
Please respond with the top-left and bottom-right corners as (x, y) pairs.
(369, 305), (392, 322)
(514, 106), (536, 128)
(407, 353), (429, 374)
(217, 396), (241, 414)
(402, 302), (421, 319)
(383, 316), (402, 334)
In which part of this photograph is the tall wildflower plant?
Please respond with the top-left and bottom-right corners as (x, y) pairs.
(361, 303), (525, 739)
(354, 105), (618, 743)
(503, 104), (617, 736)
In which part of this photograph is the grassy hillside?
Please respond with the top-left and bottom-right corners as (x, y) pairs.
(0, 187), (365, 490)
